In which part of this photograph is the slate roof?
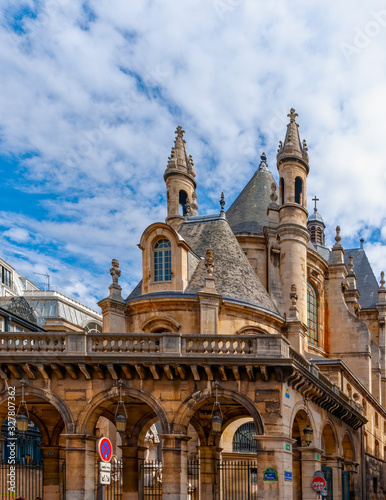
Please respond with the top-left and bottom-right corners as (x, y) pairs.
(226, 161), (277, 234)
(343, 248), (379, 308)
(179, 216), (278, 312)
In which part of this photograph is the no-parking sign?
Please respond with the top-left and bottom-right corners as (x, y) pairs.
(98, 437), (113, 462)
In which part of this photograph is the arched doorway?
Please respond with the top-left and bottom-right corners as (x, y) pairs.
(175, 387), (263, 500)
(321, 423), (338, 500)
(0, 385), (71, 500)
(77, 386), (168, 500)
(291, 409), (309, 500)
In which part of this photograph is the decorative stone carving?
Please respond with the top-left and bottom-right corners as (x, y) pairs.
(270, 182), (278, 203)
(259, 152), (269, 172)
(204, 249), (214, 276)
(380, 271), (385, 290)
(190, 191), (199, 216)
(109, 259), (123, 301)
(289, 284), (299, 319)
(110, 259), (121, 284)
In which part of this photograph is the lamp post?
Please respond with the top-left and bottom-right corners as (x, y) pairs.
(16, 379), (30, 433)
(210, 381), (223, 433)
(303, 396), (313, 446)
(114, 380), (128, 433)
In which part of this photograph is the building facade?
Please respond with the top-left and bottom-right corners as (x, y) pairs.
(0, 110), (385, 499)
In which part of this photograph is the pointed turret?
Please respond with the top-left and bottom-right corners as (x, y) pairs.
(227, 153), (277, 233)
(277, 108), (309, 170)
(276, 109), (310, 325)
(164, 126), (198, 230)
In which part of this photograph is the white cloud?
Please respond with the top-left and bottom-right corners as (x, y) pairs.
(0, 0), (385, 307)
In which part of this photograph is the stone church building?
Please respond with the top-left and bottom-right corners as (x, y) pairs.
(1, 110), (385, 499)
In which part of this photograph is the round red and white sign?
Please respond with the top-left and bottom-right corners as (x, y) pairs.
(311, 476), (326, 491)
(98, 437), (113, 462)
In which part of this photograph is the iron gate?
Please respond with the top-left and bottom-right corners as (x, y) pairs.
(0, 460), (43, 499)
(218, 460), (258, 500)
(140, 460), (162, 499)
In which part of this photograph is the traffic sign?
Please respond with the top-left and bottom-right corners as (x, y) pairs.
(98, 437), (113, 462)
(100, 462), (111, 472)
(311, 476), (326, 491)
(100, 471), (111, 485)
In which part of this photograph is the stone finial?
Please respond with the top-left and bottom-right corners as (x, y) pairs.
(277, 140), (283, 153)
(348, 254), (354, 273)
(204, 249), (215, 276)
(270, 182), (278, 203)
(288, 108), (299, 123)
(110, 259), (121, 284)
(335, 226), (342, 245)
(175, 125), (185, 141)
(258, 152), (269, 171)
(360, 238), (364, 249)
(190, 191), (199, 216)
(220, 192), (225, 213)
(380, 272), (385, 289)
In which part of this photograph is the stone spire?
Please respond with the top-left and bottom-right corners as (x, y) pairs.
(277, 108), (309, 169)
(165, 125), (196, 178)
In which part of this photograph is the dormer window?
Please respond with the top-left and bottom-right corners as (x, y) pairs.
(153, 239), (172, 282)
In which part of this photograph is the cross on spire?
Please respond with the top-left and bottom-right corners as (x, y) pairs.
(312, 196), (319, 212)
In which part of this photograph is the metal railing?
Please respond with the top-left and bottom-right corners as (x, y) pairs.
(218, 460), (258, 500)
(141, 460), (162, 499)
(0, 460), (43, 499)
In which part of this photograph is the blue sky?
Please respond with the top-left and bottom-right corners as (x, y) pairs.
(0, 0), (386, 308)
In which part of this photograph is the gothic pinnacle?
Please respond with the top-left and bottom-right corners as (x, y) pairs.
(277, 108), (309, 168)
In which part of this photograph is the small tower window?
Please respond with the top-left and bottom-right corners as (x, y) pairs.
(295, 177), (303, 204)
(280, 178), (285, 205)
(179, 190), (188, 215)
(153, 239), (172, 282)
(232, 422), (258, 453)
(307, 282), (318, 345)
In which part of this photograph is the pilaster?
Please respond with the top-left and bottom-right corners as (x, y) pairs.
(41, 445), (61, 500)
(298, 446), (323, 500)
(253, 435), (296, 499)
(64, 434), (98, 500)
(159, 434), (190, 500)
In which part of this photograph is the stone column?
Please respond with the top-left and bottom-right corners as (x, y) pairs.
(298, 446), (323, 500)
(323, 455), (343, 499)
(254, 435), (296, 499)
(159, 434), (190, 500)
(64, 434), (97, 500)
(120, 443), (147, 500)
(198, 445), (222, 500)
(41, 445), (61, 500)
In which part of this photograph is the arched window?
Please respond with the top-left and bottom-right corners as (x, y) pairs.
(179, 190), (188, 215)
(280, 178), (285, 205)
(307, 282), (318, 345)
(153, 239), (172, 282)
(295, 177), (303, 204)
(232, 422), (257, 453)
(84, 322), (102, 334)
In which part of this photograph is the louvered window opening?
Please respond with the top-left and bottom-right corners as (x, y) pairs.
(232, 422), (258, 453)
(307, 282), (318, 345)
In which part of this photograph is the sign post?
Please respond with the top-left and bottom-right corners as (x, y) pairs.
(96, 437), (113, 500)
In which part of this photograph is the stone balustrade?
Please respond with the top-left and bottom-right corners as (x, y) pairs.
(0, 331), (289, 358)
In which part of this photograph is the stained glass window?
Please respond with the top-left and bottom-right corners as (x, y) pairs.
(153, 239), (172, 282)
(307, 282), (318, 345)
